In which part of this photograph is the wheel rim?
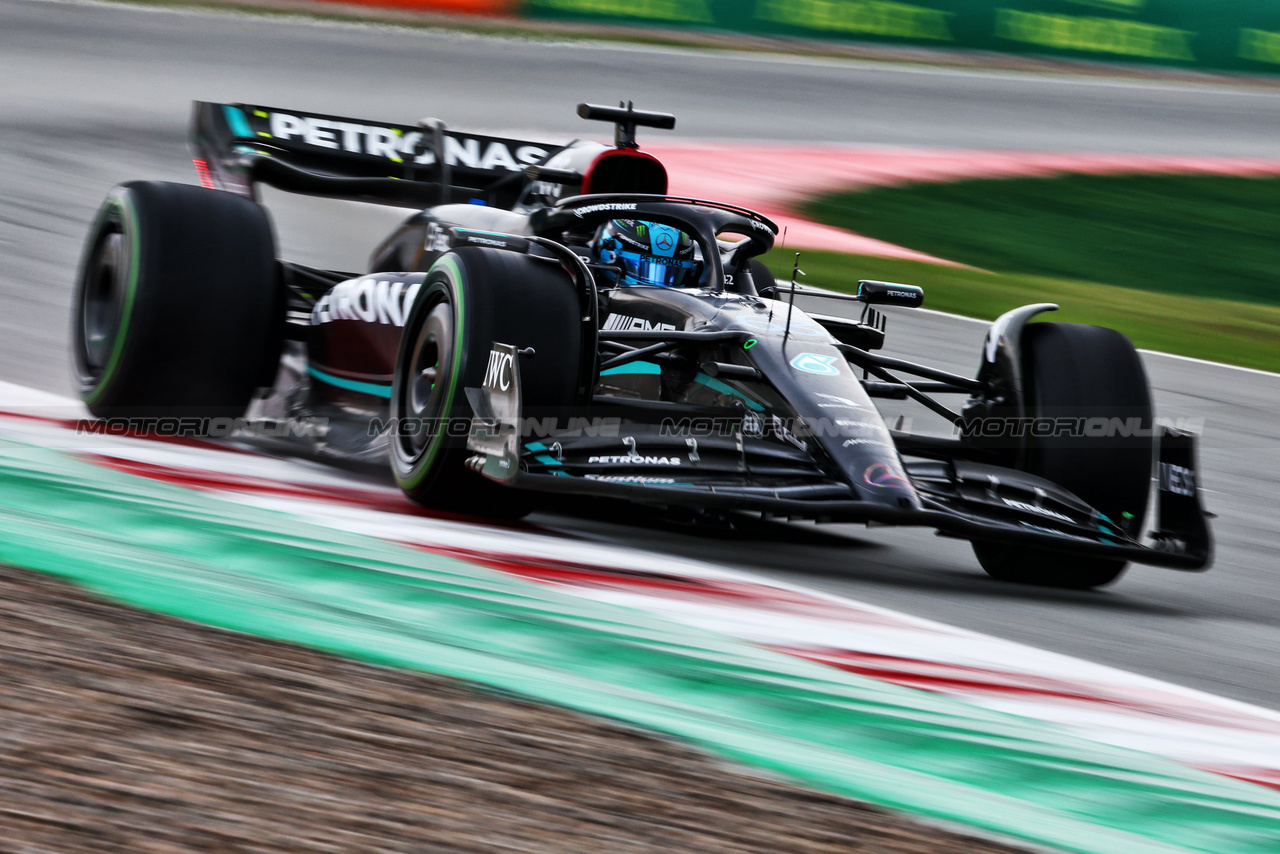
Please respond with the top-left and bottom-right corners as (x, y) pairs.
(82, 230), (127, 374)
(404, 297), (454, 457)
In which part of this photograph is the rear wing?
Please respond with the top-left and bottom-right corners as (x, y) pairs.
(189, 101), (561, 209)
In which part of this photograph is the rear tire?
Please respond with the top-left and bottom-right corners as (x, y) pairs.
(73, 181), (279, 418)
(972, 322), (1153, 589)
(389, 248), (583, 518)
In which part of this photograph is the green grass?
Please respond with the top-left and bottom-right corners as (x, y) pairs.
(802, 173), (1280, 307)
(760, 248), (1280, 372)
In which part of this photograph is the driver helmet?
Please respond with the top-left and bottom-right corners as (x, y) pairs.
(595, 219), (700, 287)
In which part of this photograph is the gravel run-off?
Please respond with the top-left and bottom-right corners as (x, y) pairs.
(0, 565), (1039, 853)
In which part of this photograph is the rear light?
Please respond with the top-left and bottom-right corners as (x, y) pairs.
(192, 158), (214, 189)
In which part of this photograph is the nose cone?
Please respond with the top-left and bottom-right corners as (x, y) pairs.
(730, 303), (921, 512)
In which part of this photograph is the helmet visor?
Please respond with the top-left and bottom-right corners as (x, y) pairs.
(616, 249), (700, 287)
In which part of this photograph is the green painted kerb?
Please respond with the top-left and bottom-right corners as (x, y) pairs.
(1, 434), (1280, 854)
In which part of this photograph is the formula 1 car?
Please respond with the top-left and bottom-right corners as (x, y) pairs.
(71, 100), (1213, 588)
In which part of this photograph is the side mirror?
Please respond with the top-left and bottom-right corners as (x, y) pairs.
(856, 280), (924, 307)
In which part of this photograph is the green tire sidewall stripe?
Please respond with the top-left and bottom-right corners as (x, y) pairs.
(398, 254), (465, 490)
(83, 189), (140, 405)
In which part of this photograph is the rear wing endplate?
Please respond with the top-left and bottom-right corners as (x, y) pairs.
(189, 101), (560, 208)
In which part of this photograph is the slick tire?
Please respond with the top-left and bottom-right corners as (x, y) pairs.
(73, 181), (280, 419)
(972, 322), (1153, 590)
(389, 247), (583, 519)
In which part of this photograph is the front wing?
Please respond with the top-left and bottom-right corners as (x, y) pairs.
(465, 344), (1211, 571)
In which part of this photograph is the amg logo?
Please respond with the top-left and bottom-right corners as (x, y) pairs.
(267, 112), (547, 170)
(588, 455), (681, 466)
(1002, 498), (1073, 523)
(484, 349), (514, 392)
(312, 277), (422, 326)
(1159, 462), (1196, 497)
(602, 314), (676, 332)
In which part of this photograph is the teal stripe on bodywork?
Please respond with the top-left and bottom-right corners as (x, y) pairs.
(601, 362), (661, 376)
(223, 104), (255, 139)
(307, 366), (392, 399)
(601, 362), (765, 411)
(1, 434), (1280, 854)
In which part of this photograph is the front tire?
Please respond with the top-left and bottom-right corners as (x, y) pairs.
(389, 248), (584, 518)
(73, 181), (279, 418)
(972, 322), (1153, 589)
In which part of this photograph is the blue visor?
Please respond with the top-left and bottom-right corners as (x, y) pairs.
(617, 249), (700, 287)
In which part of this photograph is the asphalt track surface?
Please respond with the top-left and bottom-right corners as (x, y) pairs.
(3, 0), (1280, 710)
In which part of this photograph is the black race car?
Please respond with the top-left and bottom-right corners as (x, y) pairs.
(71, 101), (1212, 589)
